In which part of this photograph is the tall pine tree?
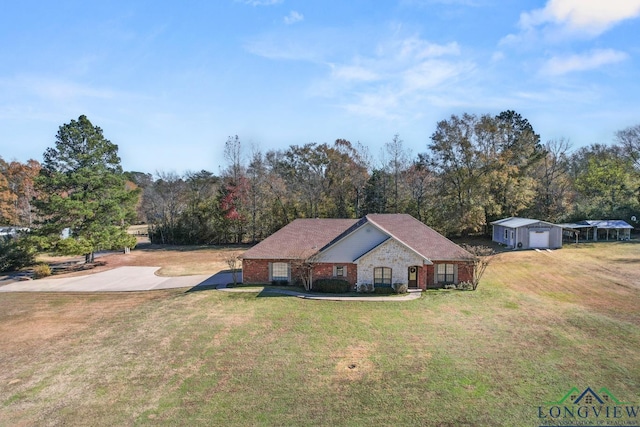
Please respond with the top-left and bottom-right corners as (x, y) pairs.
(35, 115), (137, 262)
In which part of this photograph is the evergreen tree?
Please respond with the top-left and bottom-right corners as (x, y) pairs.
(35, 115), (137, 262)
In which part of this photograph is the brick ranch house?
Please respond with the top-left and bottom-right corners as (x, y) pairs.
(241, 213), (475, 290)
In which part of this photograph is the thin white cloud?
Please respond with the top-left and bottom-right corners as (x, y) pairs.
(542, 49), (628, 75)
(327, 37), (469, 119)
(246, 28), (472, 120)
(284, 11), (304, 25)
(517, 0), (640, 38)
(343, 90), (401, 120)
(402, 60), (465, 91)
(331, 65), (379, 82)
(400, 0), (485, 6)
(377, 36), (460, 60)
(491, 51), (505, 62)
(2, 75), (120, 101)
(235, 0), (283, 6)
(245, 37), (323, 62)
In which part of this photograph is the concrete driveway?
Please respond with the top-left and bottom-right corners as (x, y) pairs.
(0, 267), (214, 292)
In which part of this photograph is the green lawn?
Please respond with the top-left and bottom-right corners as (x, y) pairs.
(1, 242), (639, 426)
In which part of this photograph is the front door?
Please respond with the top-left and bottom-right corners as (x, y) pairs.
(408, 266), (418, 288)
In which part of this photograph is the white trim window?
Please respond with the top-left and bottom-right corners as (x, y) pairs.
(373, 267), (392, 286)
(334, 265), (346, 278)
(270, 262), (289, 282)
(436, 264), (456, 284)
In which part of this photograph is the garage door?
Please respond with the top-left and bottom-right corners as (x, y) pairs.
(529, 230), (550, 248)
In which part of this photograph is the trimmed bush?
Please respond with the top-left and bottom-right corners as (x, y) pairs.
(356, 283), (374, 293)
(271, 280), (289, 286)
(33, 264), (52, 279)
(456, 281), (474, 291)
(392, 283), (408, 294)
(312, 278), (350, 293)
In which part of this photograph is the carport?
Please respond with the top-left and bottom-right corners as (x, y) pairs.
(560, 220), (633, 242)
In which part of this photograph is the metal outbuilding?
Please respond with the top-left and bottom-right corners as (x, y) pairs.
(491, 217), (563, 249)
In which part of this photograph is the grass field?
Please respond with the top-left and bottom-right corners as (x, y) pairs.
(1, 242), (639, 426)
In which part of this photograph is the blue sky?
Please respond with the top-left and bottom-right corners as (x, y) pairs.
(1, 0), (639, 173)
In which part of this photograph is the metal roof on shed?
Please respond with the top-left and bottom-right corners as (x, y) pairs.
(490, 217), (555, 228)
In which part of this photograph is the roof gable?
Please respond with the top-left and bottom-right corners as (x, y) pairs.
(313, 221), (389, 263)
(364, 214), (474, 261)
(355, 236), (427, 265)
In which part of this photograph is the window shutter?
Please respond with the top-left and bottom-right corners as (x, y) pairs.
(268, 262), (273, 281)
(454, 264), (458, 284)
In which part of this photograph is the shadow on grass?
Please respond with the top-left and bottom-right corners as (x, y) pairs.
(612, 258), (640, 264)
(256, 288), (302, 298)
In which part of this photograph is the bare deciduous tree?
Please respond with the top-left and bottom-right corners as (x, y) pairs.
(290, 251), (317, 291)
(225, 253), (240, 286)
(460, 244), (495, 290)
(616, 124), (640, 168)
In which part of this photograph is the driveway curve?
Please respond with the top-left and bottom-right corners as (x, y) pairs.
(0, 267), (210, 292)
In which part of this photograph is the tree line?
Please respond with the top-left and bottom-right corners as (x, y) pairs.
(131, 111), (639, 243)
(1, 112), (639, 267)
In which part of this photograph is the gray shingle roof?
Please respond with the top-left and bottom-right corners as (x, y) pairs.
(365, 214), (474, 261)
(241, 218), (358, 260)
(242, 214), (473, 262)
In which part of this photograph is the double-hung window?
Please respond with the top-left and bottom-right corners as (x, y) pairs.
(271, 262), (289, 281)
(436, 264), (455, 283)
(373, 267), (392, 286)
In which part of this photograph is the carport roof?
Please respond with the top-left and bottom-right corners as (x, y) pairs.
(559, 220), (633, 229)
(584, 220), (633, 229)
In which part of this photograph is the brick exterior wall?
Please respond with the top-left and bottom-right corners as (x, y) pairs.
(457, 261), (474, 283)
(311, 263), (357, 286)
(429, 261), (475, 289)
(242, 259), (358, 285)
(242, 259), (281, 284)
(243, 257), (475, 289)
(424, 264), (434, 290)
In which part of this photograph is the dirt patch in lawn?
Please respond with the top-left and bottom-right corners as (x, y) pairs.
(332, 343), (377, 382)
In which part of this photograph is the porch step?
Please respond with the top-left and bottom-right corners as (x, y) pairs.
(407, 288), (423, 293)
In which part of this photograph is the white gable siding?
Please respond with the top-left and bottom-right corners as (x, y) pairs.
(355, 239), (424, 285)
(314, 223), (388, 263)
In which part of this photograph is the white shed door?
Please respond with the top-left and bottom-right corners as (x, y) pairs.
(529, 230), (550, 248)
